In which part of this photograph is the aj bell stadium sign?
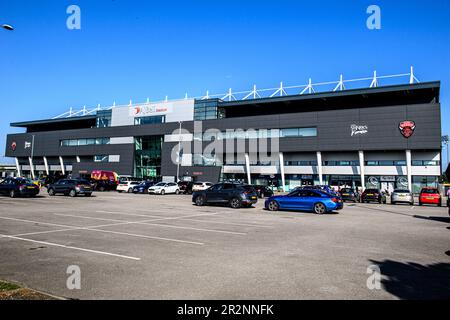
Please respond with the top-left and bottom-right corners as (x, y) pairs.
(129, 103), (173, 117)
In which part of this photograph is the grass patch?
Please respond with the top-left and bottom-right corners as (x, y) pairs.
(0, 280), (59, 300)
(0, 280), (21, 292)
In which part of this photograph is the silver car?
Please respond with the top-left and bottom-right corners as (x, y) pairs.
(391, 189), (414, 205)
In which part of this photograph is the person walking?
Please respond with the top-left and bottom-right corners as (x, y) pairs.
(447, 188), (450, 214)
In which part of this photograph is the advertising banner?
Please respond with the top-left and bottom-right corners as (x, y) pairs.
(129, 102), (173, 117)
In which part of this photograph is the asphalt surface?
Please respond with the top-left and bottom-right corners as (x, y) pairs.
(0, 190), (449, 300)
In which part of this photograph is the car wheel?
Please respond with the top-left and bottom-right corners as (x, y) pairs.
(161, 189), (165, 195)
(195, 196), (205, 206)
(314, 202), (326, 214)
(9, 190), (16, 198)
(99, 186), (105, 192)
(260, 192), (264, 198)
(419, 201), (422, 206)
(230, 198), (241, 209)
(127, 188), (132, 193)
(438, 202), (442, 207)
(410, 202), (414, 206)
(392, 201), (396, 205)
(267, 200), (279, 211)
(69, 190), (77, 197)
(175, 189), (180, 195)
(85, 193), (92, 197)
(48, 189), (55, 196)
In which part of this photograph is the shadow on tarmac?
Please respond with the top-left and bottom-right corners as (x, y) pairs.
(370, 259), (450, 300)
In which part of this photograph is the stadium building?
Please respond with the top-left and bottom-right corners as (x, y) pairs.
(4, 70), (442, 193)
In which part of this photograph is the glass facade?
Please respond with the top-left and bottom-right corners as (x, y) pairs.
(134, 136), (163, 179)
(196, 127), (317, 141)
(284, 161), (318, 166)
(365, 160), (407, 166)
(134, 115), (165, 125)
(412, 176), (439, 194)
(96, 110), (112, 128)
(323, 161), (360, 166)
(194, 99), (224, 120)
(60, 137), (110, 147)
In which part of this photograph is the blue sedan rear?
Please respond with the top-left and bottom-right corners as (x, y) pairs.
(265, 189), (343, 214)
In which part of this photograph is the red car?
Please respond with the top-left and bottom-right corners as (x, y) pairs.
(419, 187), (442, 207)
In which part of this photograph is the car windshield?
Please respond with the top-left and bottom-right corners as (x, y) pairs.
(421, 189), (438, 194)
(154, 182), (166, 186)
(365, 189), (378, 193)
(16, 179), (29, 185)
(394, 189), (410, 193)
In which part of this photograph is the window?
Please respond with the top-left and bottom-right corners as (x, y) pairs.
(284, 161), (318, 166)
(94, 155), (108, 163)
(412, 160), (440, 166)
(96, 110), (112, 128)
(323, 161), (359, 166)
(134, 115), (165, 125)
(222, 183), (235, 190)
(280, 128), (299, 137)
(194, 100), (220, 120)
(60, 137), (110, 147)
(365, 160), (410, 166)
(196, 127), (317, 141)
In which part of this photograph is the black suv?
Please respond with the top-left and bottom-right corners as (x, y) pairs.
(339, 188), (360, 203)
(192, 183), (258, 208)
(178, 181), (194, 194)
(48, 179), (93, 197)
(251, 185), (274, 198)
(91, 179), (117, 192)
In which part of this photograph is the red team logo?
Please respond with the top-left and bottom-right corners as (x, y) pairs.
(399, 121), (416, 138)
(11, 141), (17, 151)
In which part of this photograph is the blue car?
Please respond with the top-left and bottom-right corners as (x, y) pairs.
(296, 185), (340, 196)
(132, 181), (156, 194)
(265, 189), (343, 214)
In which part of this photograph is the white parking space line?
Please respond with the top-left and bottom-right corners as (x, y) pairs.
(55, 213), (247, 235)
(0, 216), (86, 229)
(180, 218), (273, 228)
(78, 229), (205, 246)
(0, 234), (141, 260)
(95, 210), (169, 219)
(11, 228), (83, 237)
(54, 213), (126, 223)
(0, 215), (205, 246)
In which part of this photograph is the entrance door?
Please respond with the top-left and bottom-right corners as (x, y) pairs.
(381, 182), (395, 194)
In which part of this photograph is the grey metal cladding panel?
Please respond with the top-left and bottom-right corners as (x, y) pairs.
(279, 139), (318, 152)
(58, 144), (134, 157)
(72, 162), (133, 176)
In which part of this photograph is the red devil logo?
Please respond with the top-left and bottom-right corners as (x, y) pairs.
(399, 121), (416, 139)
(11, 141), (17, 151)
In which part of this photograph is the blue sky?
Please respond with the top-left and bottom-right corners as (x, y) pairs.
(0, 0), (449, 164)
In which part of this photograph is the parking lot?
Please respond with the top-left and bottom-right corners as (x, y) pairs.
(0, 191), (449, 300)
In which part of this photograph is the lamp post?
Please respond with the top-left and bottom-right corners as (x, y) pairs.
(442, 135), (449, 174)
(176, 121), (183, 182)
